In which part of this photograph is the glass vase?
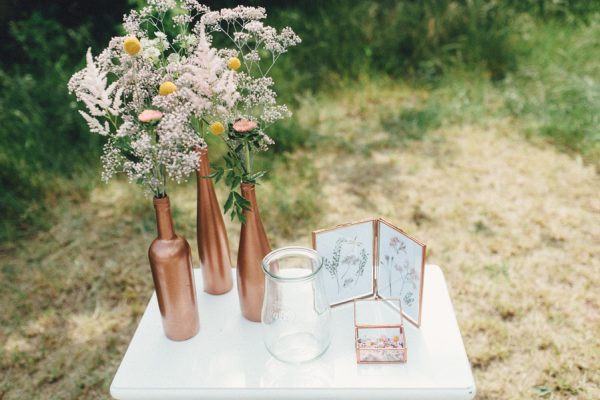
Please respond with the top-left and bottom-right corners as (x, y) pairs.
(261, 247), (331, 363)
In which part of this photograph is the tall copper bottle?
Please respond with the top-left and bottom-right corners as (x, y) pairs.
(237, 183), (271, 322)
(196, 147), (233, 295)
(149, 196), (200, 341)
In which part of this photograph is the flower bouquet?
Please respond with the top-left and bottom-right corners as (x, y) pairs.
(197, 9), (301, 222)
(68, 0), (301, 327)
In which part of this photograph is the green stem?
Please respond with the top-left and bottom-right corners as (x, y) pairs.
(191, 115), (204, 139)
(150, 125), (166, 197)
(220, 137), (249, 176)
(199, 119), (205, 139)
(244, 142), (252, 177)
(161, 164), (167, 196)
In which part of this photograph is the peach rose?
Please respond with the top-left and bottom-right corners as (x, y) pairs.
(232, 118), (258, 133)
(138, 109), (163, 122)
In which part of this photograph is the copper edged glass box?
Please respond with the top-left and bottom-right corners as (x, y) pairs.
(354, 298), (407, 364)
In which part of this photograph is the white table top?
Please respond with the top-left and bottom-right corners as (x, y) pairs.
(110, 264), (476, 399)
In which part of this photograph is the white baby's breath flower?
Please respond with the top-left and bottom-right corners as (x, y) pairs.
(143, 47), (161, 63)
(200, 10), (221, 26)
(116, 118), (136, 137)
(233, 31), (250, 43)
(217, 48), (238, 60)
(172, 14), (192, 25)
(175, 33), (198, 50)
(148, 0), (177, 13)
(154, 31), (170, 51)
(257, 129), (275, 150)
(244, 21), (264, 34)
(262, 105), (291, 124)
(123, 10), (143, 36)
(181, 0), (209, 13)
(221, 6), (266, 21)
(100, 141), (122, 183)
(167, 53), (180, 64)
(245, 50), (260, 62)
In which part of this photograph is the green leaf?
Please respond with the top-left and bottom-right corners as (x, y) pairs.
(202, 171), (218, 179)
(224, 155), (234, 168)
(224, 170), (234, 187)
(214, 170), (224, 183)
(223, 192), (234, 214)
(249, 170), (267, 181)
(233, 192), (251, 210)
(239, 211), (247, 224)
(235, 204), (247, 224)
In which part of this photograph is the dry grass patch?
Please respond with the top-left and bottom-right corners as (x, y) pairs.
(306, 85), (600, 399)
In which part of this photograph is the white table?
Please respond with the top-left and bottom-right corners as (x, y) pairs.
(110, 264), (476, 399)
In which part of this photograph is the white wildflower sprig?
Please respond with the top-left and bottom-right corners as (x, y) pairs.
(199, 5), (299, 146)
(197, 5), (300, 221)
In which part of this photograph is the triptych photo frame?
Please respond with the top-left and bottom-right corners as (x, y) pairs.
(312, 218), (426, 327)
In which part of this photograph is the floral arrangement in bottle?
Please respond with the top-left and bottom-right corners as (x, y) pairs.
(68, 0), (300, 208)
(198, 8), (301, 221)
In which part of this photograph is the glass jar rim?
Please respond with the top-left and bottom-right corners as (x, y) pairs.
(261, 246), (323, 282)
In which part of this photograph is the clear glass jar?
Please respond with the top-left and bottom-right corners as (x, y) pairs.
(261, 247), (331, 363)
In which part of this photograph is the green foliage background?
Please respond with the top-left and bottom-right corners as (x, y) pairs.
(1, 0), (599, 240)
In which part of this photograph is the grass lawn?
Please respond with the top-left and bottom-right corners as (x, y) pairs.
(1, 78), (599, 399)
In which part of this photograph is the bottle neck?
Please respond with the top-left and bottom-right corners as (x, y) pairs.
(240, 183), (257, 214)
(196, 146), (210, 175)
(154, 196), (176, 240)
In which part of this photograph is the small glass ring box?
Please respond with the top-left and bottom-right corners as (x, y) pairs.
(354, 298), (407, 364)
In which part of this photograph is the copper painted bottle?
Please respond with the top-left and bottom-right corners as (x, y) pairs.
(237, 183), (271, 322)
(196, 147), (233, 295)
(149, 196), (200, 341)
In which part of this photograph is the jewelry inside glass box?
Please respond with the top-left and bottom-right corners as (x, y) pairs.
(354, 298), (407, 363)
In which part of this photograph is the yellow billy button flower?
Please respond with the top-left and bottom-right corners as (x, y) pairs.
(227, 57), (241, 71)
(159, 81), (177, 96)
(209, 122), (225, 136)
(123, 37), (141, 56)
